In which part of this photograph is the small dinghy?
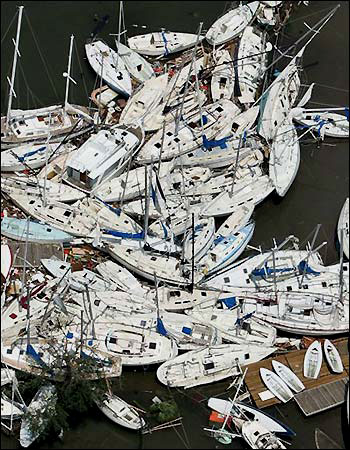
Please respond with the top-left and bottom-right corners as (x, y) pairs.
(1, 244), (12, 281)
(128, 31), (204, 57)
(293, 110), (349, 138)
(260, 368), (294, 403)
(303, 340), (322, 379)
(323, 339), (343, 374)
(269, 121), (300, 197)
(20, 384), (57, 448)
(337, 198), (349, 259)
(85, 40), (132, 97)
(95, 393), (145, 430)
(206, 1), (260, 45)
(208, 398), (295, 437)
(1, 217), (73, 244)
(116, 41), (154, 83)
(271, 360), (305, 393)
(240, 420), (287, 449)
(315, 428), (342, 449)
(182, 217), (216, 263)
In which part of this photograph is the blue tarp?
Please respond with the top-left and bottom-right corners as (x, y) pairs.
(18, 146), (46, 162)
(251, 264), (295, 278)
(298, 260), (320, 275)
(220, 297), (237, 309)
(156, 318), (168, 336)
(182, 327), (192, 335)
(202, 134), (231, 150)
(66, 331), (73, 339)
(95, 196), (121, 216)
(102, 229), (145, 240)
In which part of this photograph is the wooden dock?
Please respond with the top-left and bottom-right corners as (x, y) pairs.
(242, 337), (349, 409)
(8, 241), (64, 268)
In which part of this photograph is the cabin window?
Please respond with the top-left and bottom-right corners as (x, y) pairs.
(286, 286), (292, 291)
(109, 337), (117, 344)
(243, 269), (248, 273)
(6, 349), (12, 354)
(204, 362), (214, 370)
(174, 137), (180, 143)
(80, 171), (87, 183)
(215, 106), (223, 113)
(137, 64), (142, 72)
(64, 211), (71, 217)
(154, 142), (162, 149)
(20, 349), (25, 355)
(151, 257), (157, 261)
(322, 281), (327, 287)
(244, 353), (250, 359)
(122, 131), (128, 136)
(149, 342), (157, 349)
(170, 291), (181, 297)
(302, 285), (308, 289)
(140, 320), (147, 327)
(94, 300), (100, 306)
(29, 200), (35, 205)
(201, 292), (207, 297)
(224, 277), (230, 283)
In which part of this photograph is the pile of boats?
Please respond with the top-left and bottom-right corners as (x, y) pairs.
(1, 0), (349, 446)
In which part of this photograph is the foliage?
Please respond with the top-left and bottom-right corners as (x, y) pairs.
(148, 399), (180, 424)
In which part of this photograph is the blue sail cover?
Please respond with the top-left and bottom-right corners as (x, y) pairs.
(18, 146), (47, 162)
(202, 134), (231, 150)
(235, 311), (254, 326)
(161, 31), (169, 56)
(298, 261), (320, 275)
(102, 229), (145, 240)
(95, 196), (121, 216)
(156, 318), (168, 336)
(251, 264), (295, 278)
(202, 115), (208, 125)
(26, 344), (47, 367)
(345, 107), (349, 121)
(220, 297), (237, 309)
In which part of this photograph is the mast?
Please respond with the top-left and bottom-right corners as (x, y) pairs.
(298, 223), (321, 288)
(6, 5), (24, 126)
(190, 212), (195, 293)
(64, 35), (75, 108)
(338, 228), (344, 304)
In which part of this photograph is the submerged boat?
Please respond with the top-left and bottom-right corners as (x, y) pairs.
(293, 110), (349, 138)
(20, 384), (57, 448)
(271, 360), (305, 393)
(303, 340), (322, 379)
(323, 339), (343, 374)
(260, 368), (294, 403)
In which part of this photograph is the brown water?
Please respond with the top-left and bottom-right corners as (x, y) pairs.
(1, 1), (348, 449)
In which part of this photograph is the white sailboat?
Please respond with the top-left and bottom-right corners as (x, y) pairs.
(116, 41), (154, 84)
(128, 30), (204, 57)
(210, 49), (234, 101)
(2, 23), (93, 149)
(182, 217), (216, 263)
(293, 110), (349, 138)
(240, 420), (287, 449)
(303, 340), (322, 378)
(206, 2), (260, 45)
(85, 39), (132, 97)
(95, 393), (146, 430)
(157, 343), (276, 389)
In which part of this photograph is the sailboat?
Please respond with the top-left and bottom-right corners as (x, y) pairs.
(271, 360), (305, 393)
(116, 41), (154, 84)
(206, 2), (260, 45)
(337, 198), (349, 259)
(293, 110), (349, 138)
(323, 339), (343, 374)
(85, 39), (132, 97)
(1, 17), (93, 150)
(260, 368), (294, 403)
(128, 30), (204, 57)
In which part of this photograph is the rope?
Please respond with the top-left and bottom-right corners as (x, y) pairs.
(24, 9), (59, 101)
(1, 9), (18, 45)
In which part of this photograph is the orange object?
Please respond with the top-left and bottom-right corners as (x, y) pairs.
(209, 411), (225, 423)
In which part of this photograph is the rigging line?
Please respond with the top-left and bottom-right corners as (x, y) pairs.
(73, 38), (89, 102)
(17, 60), (45, 107)
(23, 10), (59, 101)
(1, 9), (18, 44)
(309, 100), (348, 108)
(287, 5), (342, 25)
(312, 83), (349, 93)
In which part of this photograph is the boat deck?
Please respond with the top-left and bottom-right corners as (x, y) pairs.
(242, 337), (349, 409)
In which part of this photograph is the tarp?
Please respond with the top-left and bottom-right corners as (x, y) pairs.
(202, 134), (231, 150)
(26, 344), (46, 367)
(235, 311), (254, 326)
(251, 264), (295, 278)
(182, 326), (192, 335)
